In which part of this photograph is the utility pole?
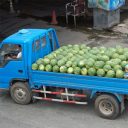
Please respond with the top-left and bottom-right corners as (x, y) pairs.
(9, 0), (15, 13)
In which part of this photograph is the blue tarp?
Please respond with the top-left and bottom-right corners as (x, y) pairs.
(88, 0), (125, 11)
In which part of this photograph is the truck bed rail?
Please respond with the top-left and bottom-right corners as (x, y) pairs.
(30, 71), (128, 95)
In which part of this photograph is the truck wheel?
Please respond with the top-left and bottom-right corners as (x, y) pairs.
(10, 82), (32, 105)
(95, 94), (120, 119)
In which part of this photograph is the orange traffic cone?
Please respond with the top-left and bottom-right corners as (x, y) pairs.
(51, 10), (58, 25)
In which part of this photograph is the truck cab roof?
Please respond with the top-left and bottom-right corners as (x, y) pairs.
(2, 29), (48, 44)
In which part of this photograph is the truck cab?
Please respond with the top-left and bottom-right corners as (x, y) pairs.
(0, 28), (59, 90)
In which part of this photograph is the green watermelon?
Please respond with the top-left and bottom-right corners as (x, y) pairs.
(97, 69), (105, 77)
(121, 61), (127, 68)
(45, 64), (52, 72)
(116, 47), (124, 55)
(119, 55), (126, 61)
(38, 64), (45, 71)
(32, 63), (38, 70)
(78, 60), (85, 67)
(106, 70), (115, 78)
(53, 65), (59, 72)
(103, 65), (112, 72)
(50, 59), (57, 66)
(116, 70), (124, 78)
(67, 67), (74, 74)
(43, 58), (50, 65)
(88, 68), (96, 76)
(72, 61), (78, 67)
(80, 44), (86, 50)
(81, 68), (88, 75)
(36, 58), (42, 65)
(101, 55), (109, 62)
(60, 66), (67, 73)
(113, 65), (122, 71)
(112, 53), (119, 59)
(95, 61), (105, 69)
(57, 60), (66, 66)
(66, 61), (72, 68)
(74, 67), (81, 74)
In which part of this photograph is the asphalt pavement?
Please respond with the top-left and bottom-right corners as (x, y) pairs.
(0, 93), (128, 128)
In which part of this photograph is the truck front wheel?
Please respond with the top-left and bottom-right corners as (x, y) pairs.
(10, 82), (32, 105)
(95, 94), (120, 119)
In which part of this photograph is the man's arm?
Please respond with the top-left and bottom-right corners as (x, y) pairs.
(17, 52), (22, 59)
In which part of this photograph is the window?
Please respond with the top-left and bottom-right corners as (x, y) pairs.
(47, 31), (58, 50)
(48, 32), (52, 41)
(32, 42), (35, 52)
(0, 44), (22, 67)
(48, 32), (53, 50)
(42, 37), (46, 48)
(35, 40), (40, 50)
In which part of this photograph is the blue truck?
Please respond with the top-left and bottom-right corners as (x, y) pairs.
(0, 28), (128, 119)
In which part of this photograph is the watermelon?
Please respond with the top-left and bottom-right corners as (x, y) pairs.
(38, 64), (45, 71)
(60, 66), (67, 73)
(112, 53), (119, 59)
(119, 55), (126, 61)
(47, 54), (54, 60)
(36, 58), (42, 65)
(121, 61), (127, 68)
(116, 47), (124, 55)
(88, 68), (96, 76)
(57, 60), (66, 66)
(32, 63), (38, 70)
(103, 65), (112, 72)
(101, 55), (109, 62)
(45, 65), (52, 72)
(50, 59), (57, 66)
(80, 44), (86, 50)
(97, 69), (105, 77)
(78, 60), (85, 67)
(53, 65), (59, 72)
(86, 61), (94, 68)
(56, 55), (64, 60)
(72, 61), (78, 68)
(113, 65), (122, 71)
(43, 58), (50, 65)
(67, 67), (74, 74)
(106, 70), (115, 78)
(66, 61), (72, 68)
(95, 61), (105, 69)
(74, 67), (81, 74)
(81, 68), (88, 75)
(78, 51), (84, 55)
(116, 70), (124, 78)
(67, 44), (73, 48)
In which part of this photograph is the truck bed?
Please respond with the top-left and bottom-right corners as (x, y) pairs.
(30, 70), (128, 95)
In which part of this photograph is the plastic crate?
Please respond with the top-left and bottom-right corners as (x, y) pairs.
(93, 8), (120, 30)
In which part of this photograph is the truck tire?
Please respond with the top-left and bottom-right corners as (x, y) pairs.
(95, 94), (120, 119)
(10, 82), (32, 105)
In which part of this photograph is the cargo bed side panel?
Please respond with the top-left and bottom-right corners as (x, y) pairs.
(30, 71), (128, 95)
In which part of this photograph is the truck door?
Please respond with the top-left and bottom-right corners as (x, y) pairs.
(0, 43), (27, 89)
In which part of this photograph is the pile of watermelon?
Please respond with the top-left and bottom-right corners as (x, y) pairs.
(32, 44), (128, 79)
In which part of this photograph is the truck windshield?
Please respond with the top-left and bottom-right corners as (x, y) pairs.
(0, 44), (22, 67)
